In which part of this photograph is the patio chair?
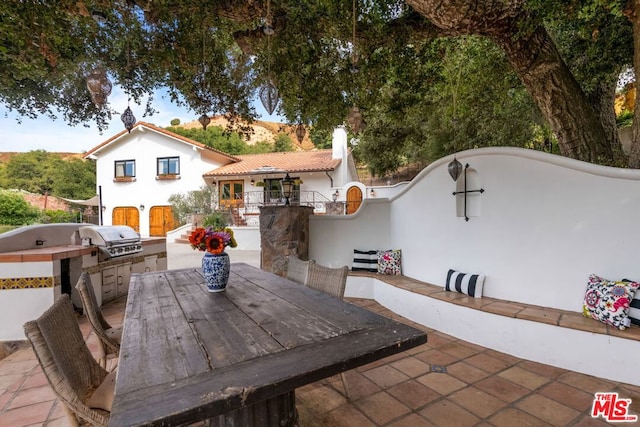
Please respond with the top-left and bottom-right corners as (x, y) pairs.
(304, 262), (351, 397)
(286, 255), (314, 285)
(305, 262), (349, 298)
(23, 294), (115, 427)
(76, 272), (121, 369)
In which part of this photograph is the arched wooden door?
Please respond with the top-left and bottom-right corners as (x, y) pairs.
(149, 206), (177, 237)
(346, 186), (363, 214)
(112, 207), (140, 233)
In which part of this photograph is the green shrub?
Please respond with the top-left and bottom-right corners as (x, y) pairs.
(168, 185), (216, 226)
(617, 110), (634, 128)
(203, 211), (230, 229)
(40, 209), (79, 224)
(0, 191), (40, 226)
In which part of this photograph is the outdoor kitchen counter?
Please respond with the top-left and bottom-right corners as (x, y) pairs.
(0, 245), (92, 263)
(0, 238), (165, 263)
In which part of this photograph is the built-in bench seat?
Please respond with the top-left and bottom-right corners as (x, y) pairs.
(346, 271), (640, 386)
(348, 271), (640, 340)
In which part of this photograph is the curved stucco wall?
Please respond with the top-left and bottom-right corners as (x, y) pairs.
(310, 147), (640, 312)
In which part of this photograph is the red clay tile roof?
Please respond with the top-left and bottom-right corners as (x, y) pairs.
(203, 150), (341, 177)
(82, 121), (240, 161)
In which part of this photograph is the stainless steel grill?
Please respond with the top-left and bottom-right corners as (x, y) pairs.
(78, 225), (143, 259)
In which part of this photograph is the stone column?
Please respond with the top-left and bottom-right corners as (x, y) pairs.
(259, 205), (314, 277)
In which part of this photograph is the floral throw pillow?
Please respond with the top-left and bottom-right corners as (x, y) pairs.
(582, 274), (640, 330)
(377, 250), (402, 275)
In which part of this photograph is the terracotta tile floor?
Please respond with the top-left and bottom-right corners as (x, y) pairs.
(1, 296), (639, 427)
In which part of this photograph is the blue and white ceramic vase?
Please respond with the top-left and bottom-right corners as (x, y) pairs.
(202, 252), (230, 292)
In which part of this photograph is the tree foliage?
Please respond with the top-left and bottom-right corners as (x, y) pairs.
(168, 185), (217, 226)
(273, 133), (294, 152)
(1, 0), (639, 172)
(0, 151), (96, 199)
(165, 125), (285, 155)
(359, 36), (544, 175)
(0, 190), (40, 225)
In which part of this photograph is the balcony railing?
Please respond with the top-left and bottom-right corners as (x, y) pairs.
(222, 191), (345, 226)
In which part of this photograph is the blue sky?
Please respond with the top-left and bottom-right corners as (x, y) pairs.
(0, 85), (284, 153)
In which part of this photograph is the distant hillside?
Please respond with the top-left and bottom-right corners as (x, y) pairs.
(181, 115), (316, 150)
(0, 152), (83, 165)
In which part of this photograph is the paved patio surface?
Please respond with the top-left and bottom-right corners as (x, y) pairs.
(1, 246), (639, 426)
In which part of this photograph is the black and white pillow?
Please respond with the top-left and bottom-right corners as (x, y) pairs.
(623, 279), (640, 327)
(445, 269), (485, 298)
(630, 291), (640, 326)
(352, 249), (378, 272)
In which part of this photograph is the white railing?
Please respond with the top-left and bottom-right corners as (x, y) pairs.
(224, 191), (344, 226)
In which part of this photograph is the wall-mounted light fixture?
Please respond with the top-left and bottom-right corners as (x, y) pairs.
(250, 178), (255, 185)
(101, 206), (107, 212)
(370, 188), (375, 196)
(448, 157), (463, 181)
(281, 173), (294, 205)
(452, 163), (485, 221)
(139, 204), (145, 211)
(332, 192), (338, 202)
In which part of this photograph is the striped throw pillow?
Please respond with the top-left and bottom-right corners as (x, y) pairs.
(352, 249), (378, 272)
(623, 279), (640, 327)
(445, 269), (485, 298)
(630, 291), (640, 326)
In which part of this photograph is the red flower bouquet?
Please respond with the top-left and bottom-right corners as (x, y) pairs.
(188, 227), (238, 255)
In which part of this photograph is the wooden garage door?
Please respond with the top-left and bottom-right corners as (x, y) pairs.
(149, 206), (177, 237)
(112, 207), (140, 233)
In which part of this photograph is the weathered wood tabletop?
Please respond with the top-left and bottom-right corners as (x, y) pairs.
(109, 263), (427, 426)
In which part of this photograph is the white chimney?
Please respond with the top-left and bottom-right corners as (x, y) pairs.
(332, 127), (347, 160)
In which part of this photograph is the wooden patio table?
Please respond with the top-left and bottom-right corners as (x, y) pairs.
(109, 263), (427, 426)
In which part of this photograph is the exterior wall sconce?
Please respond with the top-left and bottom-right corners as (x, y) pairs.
(448, 157), (463, 181)
(281, 173), (294, 205)
(452, 163), (485, 221)
(250, 178), (255, 185)
(139, 204), (145, 211)
(332, 192), (338, 202)
(101, 206), (107, 211)
(370, 188), (375, 196)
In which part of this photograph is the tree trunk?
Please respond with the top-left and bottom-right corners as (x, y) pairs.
(587, 76), (627, 165)
(627, 0), (640, 168)
(406, 0), (613, 163)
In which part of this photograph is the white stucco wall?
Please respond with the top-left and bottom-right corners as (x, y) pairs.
(309, 199), (392, 268)
(343, 276), (640, 386)
(0, 262), (60, 341)
(310, 147), (640, 313)
(94, 127), (225, 237)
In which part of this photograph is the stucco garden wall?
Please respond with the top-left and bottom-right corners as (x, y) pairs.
(310, 146), (640, 313)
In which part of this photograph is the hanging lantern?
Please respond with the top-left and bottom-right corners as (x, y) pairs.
(121, 107), (136, 133)
(86, 67), (112, 106)
(264, 0), (275, 35)
(347, 105), (366, 133)
(198, 114), (211, 130)
(263, 17), (275, 36)
(295, 123), (306, 143)
(259, 81), (279, 115)
(448, 157), (463, 181)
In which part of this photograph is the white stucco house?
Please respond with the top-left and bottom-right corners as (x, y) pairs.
(83, 122), (361, 237)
